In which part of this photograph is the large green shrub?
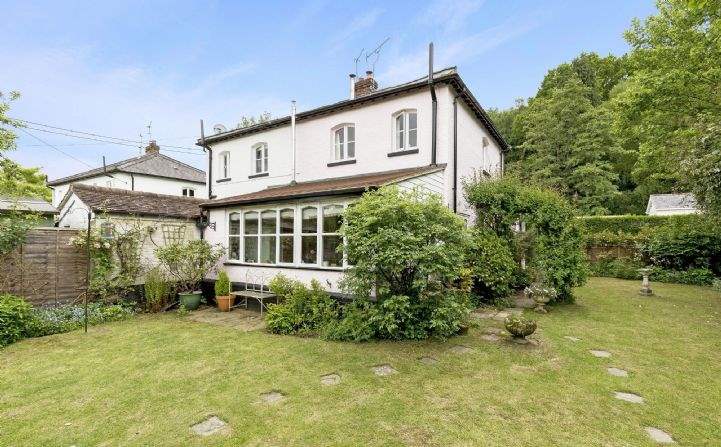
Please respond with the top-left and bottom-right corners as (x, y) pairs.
(334, 186), (472, 340)
(589, 257), (716, 286)
(466, 229), (515, 303)
(0, 294), (33, 347)
(639, 215), (721, 273)
(143, 267), (172, 312)
(155, 240), (224, 293)
(465, 176), (588, 302)
(266, 275), (338, 336)
(579, 214), (672, 235)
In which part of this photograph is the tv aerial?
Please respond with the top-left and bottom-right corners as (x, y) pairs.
(366, 37), (390, 72)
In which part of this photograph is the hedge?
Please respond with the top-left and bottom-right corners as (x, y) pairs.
(579, 215), (674, 235)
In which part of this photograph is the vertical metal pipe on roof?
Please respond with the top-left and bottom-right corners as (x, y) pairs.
(429, 42), (437, 166)
(200, 119), (212, 199)
(291, 100), (297, 184)
(453, 96), (458, 213)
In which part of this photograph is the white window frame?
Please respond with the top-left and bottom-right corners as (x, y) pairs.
(252, 142), (269, 175)
(225, 199), (353, 270)
(392, 109), (418, 152)
(182, 187), (195, 197)
(219, 151), (230, 179)
(330, 123), (356, 162)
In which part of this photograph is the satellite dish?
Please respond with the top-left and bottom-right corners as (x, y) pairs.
(213, 124), (227, 134)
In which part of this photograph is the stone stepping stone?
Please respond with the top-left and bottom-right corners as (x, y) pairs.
(259, 391), (286, 404)
(320, 373), (340, 386)
(607, 367), (628, 377)
(449, 345), (473, 354)
(614, 391), (644, 404)
(589, 350), (611, 358)
(645, 427), (675, 444)
(483, 327), (504, 335)
(372, 364), (397, 376)
(481, 334), (501, 342)
(564, 336), (581, 342)
(190, 416), (228, 436)
(419, 356), (438, 365)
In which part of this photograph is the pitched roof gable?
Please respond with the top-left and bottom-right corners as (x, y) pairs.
(201, 164), (446, 208)
(66, 184), (203, 219)
(47, 152), (206, 186)
(199, 67), (508, 152)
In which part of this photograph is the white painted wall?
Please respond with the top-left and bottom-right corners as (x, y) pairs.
(56, 193), (92, 228)
(51, 173), (206, 208)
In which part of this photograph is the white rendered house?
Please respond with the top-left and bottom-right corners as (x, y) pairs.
(47, 141), (206, 210)
(199, 66), (508, 293)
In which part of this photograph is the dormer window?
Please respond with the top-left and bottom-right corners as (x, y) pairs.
(219, 151), (230, 179)
(392, 110), (418, 152)
(252, 143), (268, 175)
(332, 124), (355, 161)
(182, 187), (195, 197)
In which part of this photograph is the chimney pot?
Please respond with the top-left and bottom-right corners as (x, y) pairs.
(349, 73), (357, 100)
(354, 72), (378, 98)
(145, 140), (160, 154)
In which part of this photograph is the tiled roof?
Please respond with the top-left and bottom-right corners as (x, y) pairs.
(198, 67), (509, 152)
(646, 193), (698, 213)
(202, 164), (446, 208)
(47, 152), (206, 186)
(68, 184), (203, 219)
(0, 196), (56, 214)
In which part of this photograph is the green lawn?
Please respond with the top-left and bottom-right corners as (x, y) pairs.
(2, 278), (720, 446)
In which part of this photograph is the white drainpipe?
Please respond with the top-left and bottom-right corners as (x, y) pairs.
(291, 100), (297, 184)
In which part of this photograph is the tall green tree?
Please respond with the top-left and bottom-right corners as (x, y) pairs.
(0, 159), (51, 200)
(0, 91), (22, 153)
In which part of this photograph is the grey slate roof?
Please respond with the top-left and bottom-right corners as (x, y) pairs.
(646, 193), (698, 214)
(47, 152), (206, 186)
(65, 184), (203, 219)
(198, 67), (509, 152)
(0, 196), (56, 215)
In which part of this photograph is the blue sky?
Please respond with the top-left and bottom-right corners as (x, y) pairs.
(1, 0), (657, 180)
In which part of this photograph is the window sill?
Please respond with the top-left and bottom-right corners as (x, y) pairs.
(388, 148), (419, 157)
(216, 178), (231, 183)
(224, 261), (345, 272)
(327, 159), (356, 167)
(248, 172), (269, 179)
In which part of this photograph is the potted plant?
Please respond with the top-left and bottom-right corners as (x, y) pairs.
(155, 240), (225, 311)
(215, 270), (233, 312)
(504, 315), (537, 339)
(524, 282), (558, 313)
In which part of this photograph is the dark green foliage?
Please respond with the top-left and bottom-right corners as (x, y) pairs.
(504, 315), (537, 338)
(590, 257), (715, 286)
(465, 176), (588, 302)
(265, 275), (338, 336)
(639, 215), (721, 273)
(467, 229), (515, 303)
(143, 267), (171, 312)
(0, 294), (33, 347)
(214, 270), (231, 296)
(579, 214), (673, 235)
(0, 211), (40, 257)
(155, 240), (224, 294)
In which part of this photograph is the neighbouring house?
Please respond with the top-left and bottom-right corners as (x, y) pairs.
(646, 193), (699, 216)
(0, 195), (56, 226)
(198, 61), (508, 293)
(47, 141), (206, 211)
(56, 184), (203, 271)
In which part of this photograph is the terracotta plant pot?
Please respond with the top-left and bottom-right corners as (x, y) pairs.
(216, 295), (234, 312)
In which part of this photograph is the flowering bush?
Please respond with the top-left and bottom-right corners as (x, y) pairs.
(26, 302), (136, 337)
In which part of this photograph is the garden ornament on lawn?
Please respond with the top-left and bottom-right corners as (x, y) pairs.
(639, 267), (653, 296)
(525, 282), (557, 313)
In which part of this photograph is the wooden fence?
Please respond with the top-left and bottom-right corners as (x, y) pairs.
(1, 228), (87, 306)
(586, 244), (636, 262)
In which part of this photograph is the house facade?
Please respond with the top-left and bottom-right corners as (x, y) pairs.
(47, 141), (206, 210)
(199, 67), (508, 292)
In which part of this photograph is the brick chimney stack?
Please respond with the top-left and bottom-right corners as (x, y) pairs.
(354, 70), (378, 98)
(145, 140), (160, 154)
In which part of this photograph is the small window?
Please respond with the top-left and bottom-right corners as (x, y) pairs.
(393, 110), (418, 152)
(243, 211), (259, 263)
(100, 222), (114, 239)
(252, 143), (268, 174)
(228, 213), (241, 260)
(301, 206), (318, 264)
(279, 208), (294, 263)
(219, 151), (230, 179)
(260, 210), (277, 264)
(332, 124), (355, 161)
(182, 187), (195, 197)
(321, 205), (343, 267)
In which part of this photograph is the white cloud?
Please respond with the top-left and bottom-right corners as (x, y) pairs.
(0, 46), (283, 179)
(417, 0), (485, 34)
(327, 7), (384, 54)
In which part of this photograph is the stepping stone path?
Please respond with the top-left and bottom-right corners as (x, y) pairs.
(449, 345), (473, 354)
(645, 427), (675, 444)
(481, 334), (500, 342)
(607, 367), (629, 377)
(259, 391), (286, 404)
(589, 350), (612, 358)
(564, 336), (581, 342)
(614, 391), (644, 404)
(419, 356), (438, 365)
(372, 364), (397, 376)
(190, 416), (228, 436)
(320, 373), (341, 386)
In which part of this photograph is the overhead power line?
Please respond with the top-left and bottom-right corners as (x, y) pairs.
(19, 127), (96, 169)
